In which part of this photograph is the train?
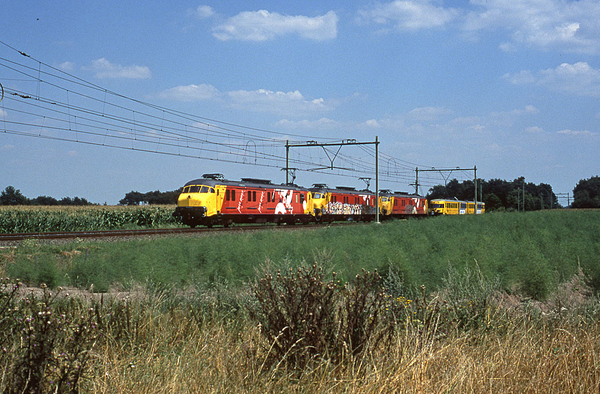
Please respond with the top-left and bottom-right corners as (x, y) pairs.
(429, 199), (485, 215)
(172, 174), (483, 228)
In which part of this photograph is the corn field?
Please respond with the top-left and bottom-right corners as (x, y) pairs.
(0, 205), (178, 233)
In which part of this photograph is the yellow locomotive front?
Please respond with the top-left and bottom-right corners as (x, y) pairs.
(378, 190), (394, 217)
(173, 177), (225, 227)
(310, 190), (329, 220)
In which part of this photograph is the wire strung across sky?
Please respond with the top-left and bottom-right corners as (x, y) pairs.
(0, 40), (454, 191)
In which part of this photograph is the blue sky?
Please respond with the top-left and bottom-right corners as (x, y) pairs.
(1, 0), (600, 204)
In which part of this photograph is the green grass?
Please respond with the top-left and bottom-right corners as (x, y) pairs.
(2, 210), (600, 298)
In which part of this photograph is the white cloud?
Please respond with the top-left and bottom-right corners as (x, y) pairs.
(506, 62), (600, 96)
(0, 144), (14, 151)
(503, 70), (536, 85)
(276, 118), (339, 129)
(356, 1), (600, 53)
(158, 84), (333, 116)
(407, 106), (453, 121)
(539, 62), (600, 96)
(58, 61), (75, 72)
(195, 5), (215, 19)
(86, 58), (151, 79)
(364, 119), (381, 128)
(464, 0), (600, 54)
(227, 89), (331, 114)
(557, 129), (596, 136)
(525, 126), (544, 134)
(66, 150), (78, 157)
(212, 10), (338, 41)
(514, 105), (539, 115)
(158, 84), (220, 101)
(358, 1), (459, 31)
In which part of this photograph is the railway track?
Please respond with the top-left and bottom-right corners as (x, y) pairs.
(0, 222), (338, 243)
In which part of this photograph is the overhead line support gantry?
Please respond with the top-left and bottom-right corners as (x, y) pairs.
(284, 137), (380, 223)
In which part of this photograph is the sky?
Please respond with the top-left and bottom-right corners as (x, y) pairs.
(1, 0), (600, 205)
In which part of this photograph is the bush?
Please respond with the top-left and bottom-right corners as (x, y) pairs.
(250, 263), (392, 370)
(2, 283), (100, 393)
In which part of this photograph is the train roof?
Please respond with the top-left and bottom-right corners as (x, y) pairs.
(309, 184), (373, 195)
(430, 198), (484, 204)
(183, 174), (307, 190)
(379, 189), (424, 198)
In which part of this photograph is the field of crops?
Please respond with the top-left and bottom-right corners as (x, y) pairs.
(0, 205), (179, 233)
(1, 210), (600, 391)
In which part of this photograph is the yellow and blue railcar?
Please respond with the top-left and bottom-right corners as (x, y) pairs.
(429, 199), (485, 215)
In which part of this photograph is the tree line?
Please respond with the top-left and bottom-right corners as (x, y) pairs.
(2, 175), (599, 208)
(426, 175), (600, 211)
(118, 189), (182, 205)
(0, 186), (180, 206)
(0, 186), (94, 206)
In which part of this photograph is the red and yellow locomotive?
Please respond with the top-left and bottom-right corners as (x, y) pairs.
(379, 190), (428, 218)
(173, 174), (429, 228)
(173, 174), (311, 228)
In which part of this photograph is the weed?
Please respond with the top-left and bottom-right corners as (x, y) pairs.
(2, 284), (100, 393)
(250, 262), (396, 371)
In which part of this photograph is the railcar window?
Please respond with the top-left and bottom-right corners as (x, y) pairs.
(190, 186), (201, 193)
(183, 186), (190, 193)
(232, 190), (236, 200)
(267, 192), (271, 203)
(253, 191), (256, 201)
(226, 189), (230, 201)
(300, 194), (305, 203)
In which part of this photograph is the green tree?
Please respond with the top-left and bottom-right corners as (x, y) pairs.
(119, 191), (145, 205)
(0, 186), (29, 205)
(427, 177), (558, 211)
(572, 176), (600, 208)
(30, 195), (59, 205)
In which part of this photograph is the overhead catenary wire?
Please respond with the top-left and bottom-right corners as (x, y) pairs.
(0, 40), (470, 190)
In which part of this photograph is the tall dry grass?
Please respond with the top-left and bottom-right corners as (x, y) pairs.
(84, 266), (600, 393)
(86, 310), (600, 393)
(2, 264), (599, 393)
